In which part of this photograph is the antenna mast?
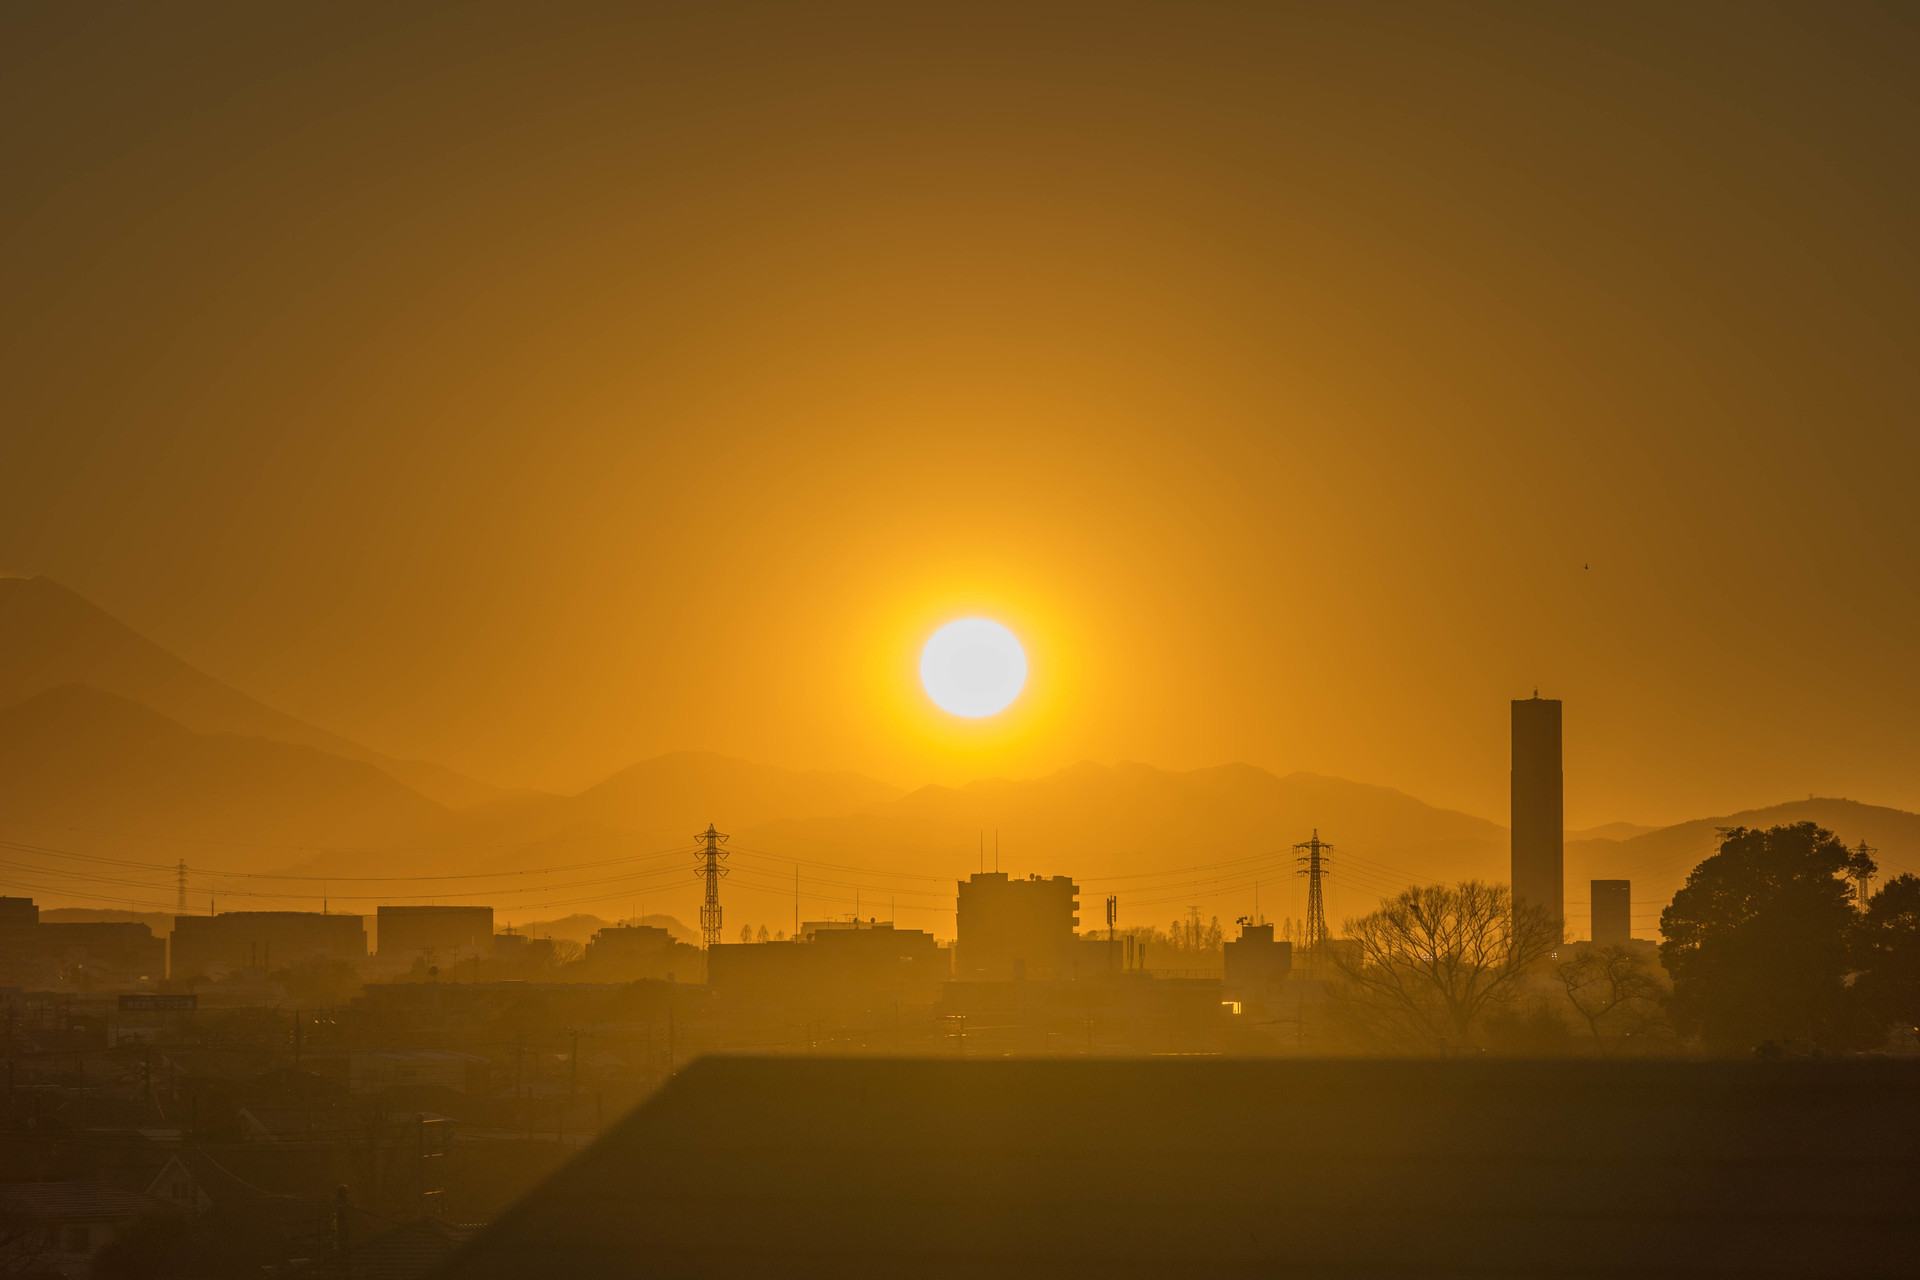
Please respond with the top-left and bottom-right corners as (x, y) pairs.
(695, 824), (729, 949)
(1294, 829), (1333, 970)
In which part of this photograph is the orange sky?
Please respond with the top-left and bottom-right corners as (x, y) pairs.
(3, 3), (1917, 828)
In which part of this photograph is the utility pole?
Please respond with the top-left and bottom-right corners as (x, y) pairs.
(695, 824), (729, 949)
(1851, 840), (1878, 910)
(1294, 830), (1333, 974)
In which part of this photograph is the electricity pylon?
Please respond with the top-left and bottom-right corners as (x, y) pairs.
(695, 825), (729, 949)
(1294, 830), (1333, 971)
(1851, 840), (1877, 910)
(175, 860), (188, 915)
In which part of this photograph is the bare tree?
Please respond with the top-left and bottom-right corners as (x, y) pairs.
(1330, 881), (1561, 1053)
(1556, 945), (1668, 1054)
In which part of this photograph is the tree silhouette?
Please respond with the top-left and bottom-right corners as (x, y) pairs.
(1555, 945), (1668, 1054)
(1853, 872), (1920, 1038)
(1330, 880), (1561, 1053)
(1659, 822), (1872, 1054)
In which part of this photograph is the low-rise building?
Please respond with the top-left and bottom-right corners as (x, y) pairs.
(1223, 922), (1291, 1000)
(377, 905), (494, 961)
(169, 912), (367, 980)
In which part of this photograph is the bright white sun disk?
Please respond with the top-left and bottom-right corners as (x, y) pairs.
(920, 619), (1026, 717)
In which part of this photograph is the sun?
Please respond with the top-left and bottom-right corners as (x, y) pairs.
(920, 619), (1027, 718)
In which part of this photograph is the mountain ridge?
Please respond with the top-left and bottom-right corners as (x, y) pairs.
(0, 575), (516, 808)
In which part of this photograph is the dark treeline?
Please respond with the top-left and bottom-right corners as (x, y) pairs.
(1323, 821), (1920, 1058)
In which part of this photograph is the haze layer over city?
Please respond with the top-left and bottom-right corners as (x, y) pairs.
(1, 5), (1917, 1278)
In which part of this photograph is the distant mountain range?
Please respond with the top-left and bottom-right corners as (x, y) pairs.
(0, 575), (507, 808)
(1, 575), (1914, 936)
(0, 683), (451, 849)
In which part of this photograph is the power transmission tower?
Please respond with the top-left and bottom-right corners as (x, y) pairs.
(175, 860), (188, 915)
(694, 825), (729, 949)
(1851, 840), (1877, 910)
(1294, 830), (1333, 971)
(1106, 895), (1118, 973)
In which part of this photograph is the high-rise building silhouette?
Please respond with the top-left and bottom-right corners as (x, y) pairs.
(954, 872), (1079, 980)
(1590, 879), (1630, 946)
(1510, 695), (1563, 932)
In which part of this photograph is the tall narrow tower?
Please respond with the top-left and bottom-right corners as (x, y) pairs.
(694, 824), (729, 949)
(1294, 830), (1333, 968)
(1511, 695), (1564, 934)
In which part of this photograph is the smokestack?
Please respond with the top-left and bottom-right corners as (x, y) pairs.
(1511, 694), (1564, 934)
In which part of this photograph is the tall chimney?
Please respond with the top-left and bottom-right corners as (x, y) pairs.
(1511, 695), (1564, 935)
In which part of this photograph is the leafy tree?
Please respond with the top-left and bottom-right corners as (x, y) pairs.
(1853, 873), (1920, 1037)
(1659, 823), (1871, 1054)
(1330, 880), (1561, 1053)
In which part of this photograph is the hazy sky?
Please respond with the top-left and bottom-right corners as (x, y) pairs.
(3, 2), (1917, 827)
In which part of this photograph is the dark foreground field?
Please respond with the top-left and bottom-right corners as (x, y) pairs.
(440, 1056), (1920, 1278)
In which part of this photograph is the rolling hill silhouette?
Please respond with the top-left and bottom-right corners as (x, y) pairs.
(0, 684), (453, 856)
(3, 576), (1914, 934)
(0, 575), (508, 807)
(730, 761), (1513, 926)
(1564, 797), (1920, 938)
(571, 751), (902, 834)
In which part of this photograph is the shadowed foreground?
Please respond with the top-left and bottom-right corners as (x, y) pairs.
(438, 1057), (1919, 1278)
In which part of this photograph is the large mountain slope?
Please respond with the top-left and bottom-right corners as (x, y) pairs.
(0, 575), (506, 807)
(0, 685), (454, 858)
